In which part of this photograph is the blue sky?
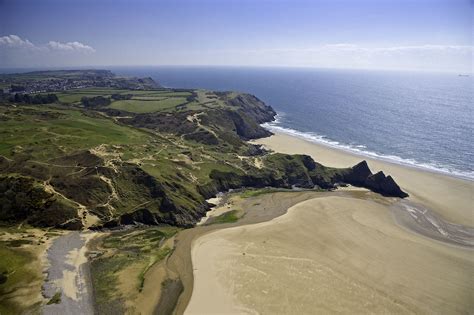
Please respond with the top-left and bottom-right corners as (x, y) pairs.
(0, 0), (472, 72)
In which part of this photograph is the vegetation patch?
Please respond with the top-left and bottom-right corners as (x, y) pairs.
(90, 227), (179, 313)
(108, 97), (188, 113)
(207, 210), (241, 225)
(240, 187), (291, 198)
(0, 240), (38, 314)
(47, 291), (62, 305)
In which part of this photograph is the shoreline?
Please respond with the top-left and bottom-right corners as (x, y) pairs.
(252, 131), (474, 227)
(184, 132), (473, 314)
(262, 122), (473, 182)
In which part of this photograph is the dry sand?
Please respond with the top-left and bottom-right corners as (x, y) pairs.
(253, 132), (473, 226)
(186, 196), (473, 315)
(184, 132), (473, 314)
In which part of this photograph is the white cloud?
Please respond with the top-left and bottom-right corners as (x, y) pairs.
(0, 34), (95, 54)
(47, 40), (95, 53)
(0, 35), (36, 49)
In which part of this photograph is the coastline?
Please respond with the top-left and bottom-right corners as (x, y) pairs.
(184, 131), (473, 314)
(252, 131), (473, 227)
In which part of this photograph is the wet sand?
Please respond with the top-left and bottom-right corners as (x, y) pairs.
(186, 196), (473, 314)
(43, 231), (97, 315)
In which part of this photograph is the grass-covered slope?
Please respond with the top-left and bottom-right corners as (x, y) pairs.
(0, 71), (407, 230)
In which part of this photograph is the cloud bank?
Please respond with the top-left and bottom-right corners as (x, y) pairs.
(0, 34), (96, 67)
(0, 34), (95, 53)
(0, 35), (36, 49)
(47, 40), (95, 53)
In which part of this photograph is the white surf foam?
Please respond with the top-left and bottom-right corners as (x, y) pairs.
(262, 114), (474, 181)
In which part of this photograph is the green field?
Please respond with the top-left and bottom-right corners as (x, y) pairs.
(108, 97), (188, 113)
(0, 106), (150, 160)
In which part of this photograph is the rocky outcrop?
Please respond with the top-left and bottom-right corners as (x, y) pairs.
(198, 156), (408, 200)
(364, 171), (409, 198)
(343, 161), (372, 185)
(219, 92), (277, 123)
(342, 160), (408, 198)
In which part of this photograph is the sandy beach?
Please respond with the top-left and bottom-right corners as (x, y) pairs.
(186, 196), (473, 314)
(167, 191), (338, 315)
(185, 132), (474, 314)
(254, 132), (473, 227)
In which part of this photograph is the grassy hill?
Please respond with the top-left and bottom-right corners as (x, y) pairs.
(0, 70), (407, 231)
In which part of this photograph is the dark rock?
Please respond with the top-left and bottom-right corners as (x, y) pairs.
(245, 144), (267, 156)
(343, 160), (372, 185)
(364, 171), (409, 198)
(300, 155), (317, 171)
(120, 208), (158, 225)
(341, 161), (409, 198)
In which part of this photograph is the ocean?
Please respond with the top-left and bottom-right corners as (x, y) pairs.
(8, 66), (472, 180)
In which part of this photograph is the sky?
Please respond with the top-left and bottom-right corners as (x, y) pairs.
(0, 0), (472, 72)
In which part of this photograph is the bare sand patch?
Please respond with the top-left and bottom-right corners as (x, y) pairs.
(186, 196), (473, 314)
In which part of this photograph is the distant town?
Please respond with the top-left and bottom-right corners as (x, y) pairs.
(0, 69), (160, 96)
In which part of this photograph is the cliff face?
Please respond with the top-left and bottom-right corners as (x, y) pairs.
(197, 155), (408, 200)
(121, 92), (275, 146)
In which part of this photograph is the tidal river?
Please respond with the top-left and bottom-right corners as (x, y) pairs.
(42, 231), (97, 315)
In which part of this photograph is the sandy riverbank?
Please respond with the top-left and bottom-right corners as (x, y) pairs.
(165, 191), (336, 315)
(184, 132), (473, 314)
(186, 196), (473, 314)
(253, 132), (473, 227)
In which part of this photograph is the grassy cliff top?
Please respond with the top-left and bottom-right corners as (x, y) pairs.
(0, 70), (407, 231)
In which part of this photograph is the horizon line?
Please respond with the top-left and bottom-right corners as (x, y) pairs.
(0, 64), (471, 75)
